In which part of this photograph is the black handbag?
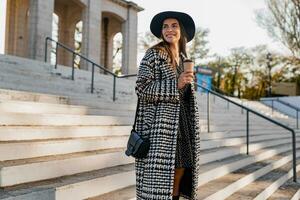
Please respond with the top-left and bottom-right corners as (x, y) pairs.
(125, 99), (150, 158)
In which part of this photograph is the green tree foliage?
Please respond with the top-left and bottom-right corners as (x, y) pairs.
(74, 21), (82, 68)
(225, 47), (253, 97)
(208, 45), (284, 100)
(138, 32), (160, 52)
(187, 27), (210, 64)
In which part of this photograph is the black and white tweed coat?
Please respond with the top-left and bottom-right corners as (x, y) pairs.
(135, 48), (201, 200)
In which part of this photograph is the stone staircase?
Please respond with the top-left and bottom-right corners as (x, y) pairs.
(0, 54), (299, 200)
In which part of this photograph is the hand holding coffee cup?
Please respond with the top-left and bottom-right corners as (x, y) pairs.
(183, 59), (194, 73)
(178, 59), (194, 89)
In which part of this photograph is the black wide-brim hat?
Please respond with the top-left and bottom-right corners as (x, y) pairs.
(150, 11), (195, 42)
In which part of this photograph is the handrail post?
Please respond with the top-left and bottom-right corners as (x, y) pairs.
(207, 92), (210, 132)
(113, 76), (116, 101)
(241, 101), (244, 114)
(271, 100), (274, 115)
(246, 110), (249, 155)
(227, 101), (229, 110)
(72, 52), (75, 80)
(55, 43), (58, 69)
(91, 63), (95, 93)
(292, 130), (297, 182)
(45, 38), (48, 62)
(297, 110), (299, 129)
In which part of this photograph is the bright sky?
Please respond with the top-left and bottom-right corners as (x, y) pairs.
(133, 0), (287, 56)
(0, 0), (287, 56)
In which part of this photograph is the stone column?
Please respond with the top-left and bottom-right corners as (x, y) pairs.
(28, 0), (54, 61)
(57, 16), (76, 67)
(5, 0), (17, 55)
(81, 1), (101, 71)
(122, 5), (138, 74)
(5, 0), (29, 58)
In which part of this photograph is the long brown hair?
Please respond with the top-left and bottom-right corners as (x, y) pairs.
(151, 20), (188, 69)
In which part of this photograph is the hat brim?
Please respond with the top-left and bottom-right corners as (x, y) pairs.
(150, 11), (195, 42)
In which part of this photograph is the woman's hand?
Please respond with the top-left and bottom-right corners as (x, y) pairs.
(178, 71), (194, 89)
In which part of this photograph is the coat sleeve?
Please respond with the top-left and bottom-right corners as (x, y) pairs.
(135, 49), (180, 103)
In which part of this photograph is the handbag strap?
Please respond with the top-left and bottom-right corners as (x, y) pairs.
(132, 98), (140, 130)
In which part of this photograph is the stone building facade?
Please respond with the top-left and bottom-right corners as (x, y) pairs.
(5, 0), (143, 74)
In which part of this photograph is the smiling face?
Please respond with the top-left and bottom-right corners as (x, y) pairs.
(161, 18), (181, 45)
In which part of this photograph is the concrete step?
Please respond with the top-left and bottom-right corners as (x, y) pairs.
(0, 88), (290, 127)
(200, 124), (286, 133)
(0, 56), (135, 92)
(198, 116), (291, 126)
(0, 135), (128, 161)
(0, 99), (91, 115)
(1, 135), (295, 187)
(52, 70), (135, 94)
(54, 64), (136, 87)
(198, 143), (300, 186)
(87, 185), (136, 200)
(243, 100), (290, 118)
(0, 54), (53, 73)
(0, 112), (282, 131)
(0, 148), (133, 187)
(197, 149), (300, 200)
(0, 88), (254, 115)
(85, 143), (300, 200)
(0, 125), (132, 141)
(197, 95), (289, 119)
(200, 125), (294, 133)
(200, 129), (290, 141)
(0, 85), (136, 109)
(0, 75), (97, 99)
(0, 99), (134, 116)
(1, 129), (294, 161)
(0, 113), (131, 126)
(0, 57), (136, 92)
(267, 174), (300, 200)
(198, 109), (292, 120)
(227, 160), (300, 200)
(0, 163), (135, 200)
(0, 73), (134, 103)
(0, 123), (284, 142)
(0, 95), (292, 129)
(68, 95), (136, 108)
(0, 88), (69, 104)
(0, 58), (136, 88)
(198, 104), (291, 121)
(0, 88), (132, 109)
(201, 134), (292, 150)
(200, 137), (295, 165)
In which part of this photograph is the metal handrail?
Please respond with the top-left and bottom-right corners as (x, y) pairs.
(44, 37), (137, 101)
(261, 98), (299, 129)
(196, 83), (297, 182)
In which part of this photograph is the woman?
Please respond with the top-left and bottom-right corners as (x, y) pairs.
(135, 11), (201, 200)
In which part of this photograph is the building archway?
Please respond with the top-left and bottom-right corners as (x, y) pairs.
(4, 0), (143, 74)
(54, 0), (85, 67)
(112, 32), (123, 75)
(101, 12), (124, 73)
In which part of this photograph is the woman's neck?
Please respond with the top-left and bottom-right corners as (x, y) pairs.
(169, 43), (179, 65)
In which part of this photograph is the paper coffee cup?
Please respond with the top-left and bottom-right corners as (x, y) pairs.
(183, 59), (194, 72)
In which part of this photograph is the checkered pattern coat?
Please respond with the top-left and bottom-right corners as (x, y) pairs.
(135, 48), (201, 200)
